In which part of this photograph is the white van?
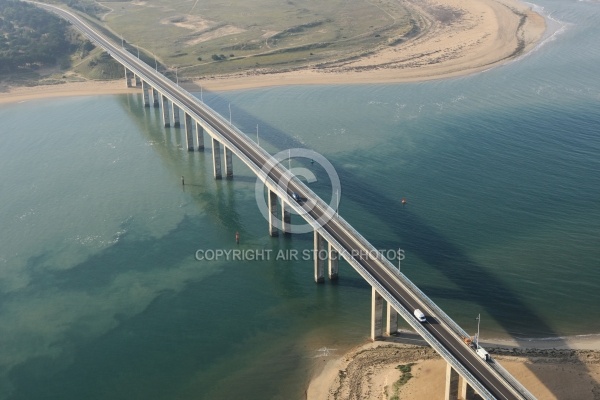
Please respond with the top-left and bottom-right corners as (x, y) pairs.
(413, 309), (426, 322)
(476, 348), (491, 362)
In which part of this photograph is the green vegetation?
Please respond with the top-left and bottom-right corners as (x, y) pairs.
(99, 0), (415, 78)
(0, 0), (418, 83)
(0, 0), (72, 73)
(73, 49), (124, 80)
(389, 363), (415, 400)
(0, 0), (126, 82)
(63, 0), (109, 20)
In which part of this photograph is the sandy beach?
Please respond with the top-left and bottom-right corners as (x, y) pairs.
(3, 1), (596, 398)
(0, 80), (139, 105)
(194, 0), (546, 91)
(1, 0), (545, 103)
(308, 338), (600, 400)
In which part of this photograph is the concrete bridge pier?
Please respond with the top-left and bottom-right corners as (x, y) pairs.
(371, 287), (384, 340)
(371, 289), (399, 340)
(281, 201), (291, 235)
(460, 377), (479, 400)
(446, 364), (460, 400)
(124, 67), (131, 87)
(445, 365), (480, 400)
(225, 147), (233, 178)
(212, 138), (222, 179)
(268, 190), (279, 237)
(160, 95), (170, 127)
(172, 103), (181, 127)
(328, 243), (338, 280)
(142, 81), (150, 107)
(196, 122), (205, 150)
(185, 113), (194, 151)
(152, 88), (159, 108)
(385, 303), (398, 336)
(314, 231), (325, 283)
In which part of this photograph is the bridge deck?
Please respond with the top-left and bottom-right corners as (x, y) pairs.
(36, 4), (536, 399)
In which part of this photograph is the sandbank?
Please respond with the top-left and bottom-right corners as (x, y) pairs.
(1, 0), (545, 104)
(308, 339), (600, 400)
(194, 0), (546, 91)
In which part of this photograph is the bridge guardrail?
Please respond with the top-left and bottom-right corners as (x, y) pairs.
(262, 167), (506, 399)
(375, 255), (533, 400)
(490, 359), (535, 399)
(228, 130), (528, 400)
(324, 206), (472, 342)
(318, 233), (496, 399)
(183, 99), (533, 400)
(330, 217), (532, 399)
(39, 5), (536, 398)
(287, 172), (533, 400)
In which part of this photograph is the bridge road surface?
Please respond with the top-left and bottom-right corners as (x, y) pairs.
(38, 4), (529, 399)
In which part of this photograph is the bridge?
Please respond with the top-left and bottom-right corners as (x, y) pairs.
(38, 4), (536, 399)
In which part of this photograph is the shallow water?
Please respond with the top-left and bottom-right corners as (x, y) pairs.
(1, 0), (600, 398)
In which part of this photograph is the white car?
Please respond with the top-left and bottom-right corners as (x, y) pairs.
(413, 309), (426, 322)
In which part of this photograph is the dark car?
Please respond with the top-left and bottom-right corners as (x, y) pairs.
(292, 192), (301, 202)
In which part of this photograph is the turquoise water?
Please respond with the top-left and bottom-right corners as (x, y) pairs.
(2, 0), (600, 398)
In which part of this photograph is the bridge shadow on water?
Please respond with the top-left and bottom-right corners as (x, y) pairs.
(118, 89), (583, 398)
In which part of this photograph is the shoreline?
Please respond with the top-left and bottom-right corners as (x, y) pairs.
(194, 0), (546, 92)
(481, 333), (600, 351)
(308, 336), (600, 399)
(389, 329), (600, 350)
(1, 0), (545, 104)
(0, 80), (139, 105)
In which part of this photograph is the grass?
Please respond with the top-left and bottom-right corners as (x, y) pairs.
(389, 363), (415, 400)
(91, 0), (415, 78)
(72, 47), (124, 80)
(4, 0), (416, 83)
